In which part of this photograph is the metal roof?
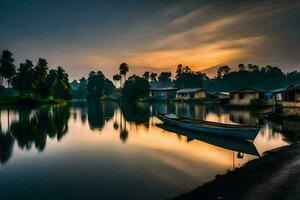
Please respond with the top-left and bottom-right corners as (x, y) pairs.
(272, 83), (300, 93)
(176, 88), (204, 93)
(230, 87), (264, 94)
(150, 87), (178, 91)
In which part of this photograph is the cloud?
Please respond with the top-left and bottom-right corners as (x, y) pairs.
(126, 0), (300, 73)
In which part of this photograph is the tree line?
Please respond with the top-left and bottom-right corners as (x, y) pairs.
(3, 48), (298, 102)
(0, 50), (71, 100)
(72, 61), (300, 102)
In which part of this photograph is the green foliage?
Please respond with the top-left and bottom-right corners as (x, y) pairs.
(112, 74), (121, 87)
(174, 64), (207, 88)
(104, 78), (116, 95)
(250, 98), (268, 108)
(0, 50), (16, 86)
(87, 71), (106, 99)
(150, 72), (158, 82)
(205, 64), (300, 92)
(12, 60), (35, 92)
(119, 62), (129, 87)
(71, 77), (88, 99)
(122, 75), (150, 101)
(143, 71), (150, 81)
(217, 66), (230, 78)
(158, 71), (172, 83)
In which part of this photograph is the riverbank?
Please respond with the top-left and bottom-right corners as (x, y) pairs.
(0, 95), (68, 107)
(172, 144), (300, 200)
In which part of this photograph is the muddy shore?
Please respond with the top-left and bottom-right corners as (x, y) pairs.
(172, 144), (300, 200)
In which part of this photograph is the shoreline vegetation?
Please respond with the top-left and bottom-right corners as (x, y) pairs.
(172, 144), (300, 200)
(1, 49), (299, 107)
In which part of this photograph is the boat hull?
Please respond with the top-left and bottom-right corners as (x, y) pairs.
(156, 114), (260, 141)
(156, 123), (260, 156)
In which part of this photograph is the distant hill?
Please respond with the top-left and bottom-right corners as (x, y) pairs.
(201, 65), (238, 78)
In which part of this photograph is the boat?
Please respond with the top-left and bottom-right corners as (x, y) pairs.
(156, 113), (261, 141)
(156, 123), (260, 156)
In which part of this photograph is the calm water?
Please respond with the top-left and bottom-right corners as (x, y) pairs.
(0, 101), (298, 200)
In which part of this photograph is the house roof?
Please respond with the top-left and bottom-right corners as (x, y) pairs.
(230, 87), (264, 94)
(150, 81), (174, 89)
(150, 87), (178, 91)
(214, 92), (229, 96)
(177, 88), (204, 94)
(272, 83), (300, 93)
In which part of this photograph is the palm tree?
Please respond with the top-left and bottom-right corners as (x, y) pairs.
(119, 63), (129, 87)
(34, 58), (48, 95)
(143, 71), (150, 81)
(0, 50), (16, 87)
(12, 59), (35, 92)
(46, 67), (70, 99)
(150, 72), (157, 82)
(113, 74), (121, 88)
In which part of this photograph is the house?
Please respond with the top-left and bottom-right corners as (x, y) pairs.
(149, 87), (178, 100)
(272, 84), (300, 108)
(229, 88), (264, 106)
(213, 92), (230, 104)
(176, 88), (206, 100)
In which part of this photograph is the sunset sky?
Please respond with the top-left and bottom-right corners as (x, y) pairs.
(1, 0), (299, 80)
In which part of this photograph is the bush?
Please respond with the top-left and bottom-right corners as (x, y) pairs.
(122, 76), (150, 101)
(250, 98), (268, 108)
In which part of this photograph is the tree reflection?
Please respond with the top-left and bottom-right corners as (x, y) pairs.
(87, 100), (105, 131)
(87, 101), (116, 131)
(0, 131), (14, 164)
(0, 105), (70, 165)
(121, 102), (150, 124)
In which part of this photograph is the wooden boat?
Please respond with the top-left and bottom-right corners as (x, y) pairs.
(156, 113), (261, 141)
(156, 123), (260, 156)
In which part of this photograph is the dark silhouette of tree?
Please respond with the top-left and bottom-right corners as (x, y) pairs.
(150, 72), (158, 82)
(113, 74), (121, 87)
(70, 80), (79, 90)
(52, 67), (71, 99)
(122, 75), (150, 101)
(0, 50), (16, 87)
(174, 66), (206, 88)
(104, 78), (116, 95)
(238, 64), (246, 71)
(217, 66), (231, 78)
(43, 67), (71, 99)
(119, 62), (129, 87)
(12, 59), (35, 92)
(176, 64), (183, 78)
(87, 71), (105, 99)
(143, 71), (150, 81)
(158, 71), (172, 83)
(34, 58), (48, 96)
(78, 77), (88, 97)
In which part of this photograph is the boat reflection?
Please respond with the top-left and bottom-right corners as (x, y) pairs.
(156, 123), (260, 157)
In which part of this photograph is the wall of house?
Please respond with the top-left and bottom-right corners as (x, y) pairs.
(277, 101), (300, 108)
(176, 93), (189, 100)
(296, 92), (300, 101)
(176, 91), (206, 100)
(229, 93), (259, 106)
(195, 91), (206, 99)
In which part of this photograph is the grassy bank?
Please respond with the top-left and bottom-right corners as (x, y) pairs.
(0, 88), (68, 107)
(172, 144), (300, 200)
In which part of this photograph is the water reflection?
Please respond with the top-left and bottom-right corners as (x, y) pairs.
(0, 102), (297, 166)
(0, 105), (70, 164)
(156, 123), (260, 156)
(0, 101), (298, 199)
